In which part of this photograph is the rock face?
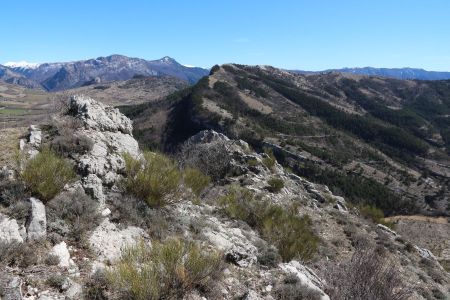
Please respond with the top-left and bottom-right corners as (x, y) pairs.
(69, 95), (133, 134)
(0, 214), (24, 243)
(280, 261), (330, 300)
(26, 197), (46, 241)
(89, 218), (148, 263)
(67, 95), (140, 207)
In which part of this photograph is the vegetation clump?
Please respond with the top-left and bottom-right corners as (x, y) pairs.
(123, 151), (181, 208)
(21, 148), (76, 202)
(359, 204), (395, 229)
(267, 177), (284, 193)
(325, 247), (412, 300)
(123, 151), (211, 207)
(262, 148), (276, 171)
(274, 274), (323, 300)
(50, 134), (93, 157)
(47, 190), (101, 242)
(107, 239), (223, 300)
(183, 167), (211, 197)
(219, 186), (319, 261)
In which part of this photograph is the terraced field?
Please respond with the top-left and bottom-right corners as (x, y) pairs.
(0, 82), (52, 128)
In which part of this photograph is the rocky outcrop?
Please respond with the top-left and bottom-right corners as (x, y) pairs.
(0, 214), (23, 243)
(26, 197), (46, 241)
(69, 95), (133, 134)
(19, 125), (42, 159)
(280, 261), (330, 300)
(67, 95), (140, 206)
(88, 218), (148, 263)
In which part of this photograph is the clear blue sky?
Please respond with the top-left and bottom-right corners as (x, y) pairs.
(2, 0), (450, 71)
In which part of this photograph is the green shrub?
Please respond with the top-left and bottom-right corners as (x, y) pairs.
(46, 274), (67, 290)
(267, 177), (284, 193)
(183, 167), (211, 197)
(219, 186), (264, 227)
(123, 152), (181, 208)
(21, 149), (76, 201)
(257, 245), (281, 268)
(107, 239), (223, 300)
(261, 206), (319, 261)
(247, 158), (259, 167)
(359, 205), (395, 229)
(219, 187), (319, 261)
(262, 148), (276, 170)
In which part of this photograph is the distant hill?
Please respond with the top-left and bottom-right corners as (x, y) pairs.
(1, 55), (209, 91)
(292, 67), (450, 80)
(125, 64), (450, 216)
(0, 65), (42, 89)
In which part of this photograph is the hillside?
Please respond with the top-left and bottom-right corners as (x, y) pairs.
(127, 64), (450, 217)
(0, 95), (448, 299)
(1, 55), (208, 91)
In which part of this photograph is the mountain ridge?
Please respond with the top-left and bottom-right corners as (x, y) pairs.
(1, 54), (209, 91)
(292, 66), (450, 80)
(125, 63), (450, 217)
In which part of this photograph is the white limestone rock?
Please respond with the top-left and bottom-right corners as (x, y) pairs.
(280, 260), (330, 300)
(0, 214), (24, 243)
(376, 223), (398, 237)
(82, 174), (106, 206)
(203, 223), (259, 268)
(26, 197), (46, 241)
(89, 218), (148, 263)
(50, 241), (72, 268)
(69, 95), (133, 134)
(415, 245), (437, 260)
(28, 125), (42, 147)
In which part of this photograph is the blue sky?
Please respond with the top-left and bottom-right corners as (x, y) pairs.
(2, 0), (450, 70)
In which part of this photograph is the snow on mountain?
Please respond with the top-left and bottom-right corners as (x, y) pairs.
(4, 61), (41, 69)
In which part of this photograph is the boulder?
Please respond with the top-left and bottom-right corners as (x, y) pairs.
(50, 241), (72, 268)
(0, 214), (24, 243)
(26, 197), (46, 241)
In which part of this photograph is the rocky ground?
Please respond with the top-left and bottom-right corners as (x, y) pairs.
(0, 96), (449, 299)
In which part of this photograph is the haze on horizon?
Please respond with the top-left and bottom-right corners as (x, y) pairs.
(2, 0), (450, 71)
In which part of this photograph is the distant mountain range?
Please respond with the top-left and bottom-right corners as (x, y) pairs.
(3, 56), (450, 91)
(0, 55), (209, 91)
(292, 67), (450, 80)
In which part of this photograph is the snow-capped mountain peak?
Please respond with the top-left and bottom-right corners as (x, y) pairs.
(4, 61), (41, 69)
